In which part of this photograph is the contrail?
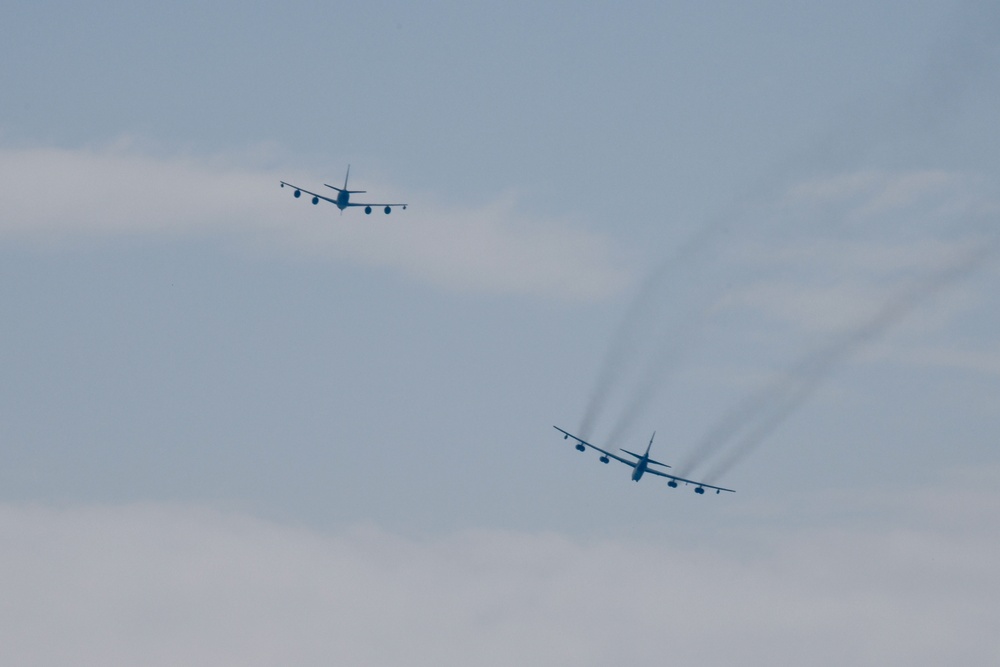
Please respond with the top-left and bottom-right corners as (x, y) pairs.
(577, 2), (998, 446)
(688, 232), (999, 484)
(577, 185), (778, 441)
(576, 220), (723, 439)
(601, 298), (710, 448)
(575, 84), (930, 444)
(576, 263), (667, 439)
(576, 114), (902, 443)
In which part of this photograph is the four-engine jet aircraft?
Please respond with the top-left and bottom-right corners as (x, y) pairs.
(280, 165), (407, 215)
(553, 426), (735, 494)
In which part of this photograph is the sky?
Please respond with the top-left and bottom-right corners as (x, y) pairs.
(2, 1), (999, 664)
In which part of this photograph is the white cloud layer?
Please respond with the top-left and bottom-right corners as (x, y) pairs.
(0, 144), (631, 301)
(2, 472), (999, 667)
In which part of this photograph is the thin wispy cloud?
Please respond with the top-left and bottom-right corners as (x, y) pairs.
(783, 169), (962, 211)
(879, 341), (1000, 378)
(0, 144), (633, 301)
(724, 170), (997, 335)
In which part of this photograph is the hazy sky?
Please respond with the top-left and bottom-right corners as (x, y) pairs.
(2, 1), (999, 664)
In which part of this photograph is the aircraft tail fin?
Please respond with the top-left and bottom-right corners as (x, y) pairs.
(325, 164), (367, 193)
(621, 433), (672, 468)
(644, 432), (671, 467)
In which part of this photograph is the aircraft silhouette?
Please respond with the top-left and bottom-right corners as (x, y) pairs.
(280, 165), (407, 215)
(554, 426), (734, 494)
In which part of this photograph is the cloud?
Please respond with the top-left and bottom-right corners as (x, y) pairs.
(880, 341), (1000, 378)
(719, 238), (988, 336)
(781, 169), (969, 221)
(720, 279), (895, 333)
(0, 144), (632, 301)
(2, 471), (999, 667)
(722, 169), (997, 336)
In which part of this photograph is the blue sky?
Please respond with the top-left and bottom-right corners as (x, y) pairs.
(2, 1), (1000, 664)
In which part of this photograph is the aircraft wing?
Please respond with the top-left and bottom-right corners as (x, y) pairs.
(343, 202), (408, 209)
(279, 181), (339, 206)
(553, 426), (637, 468)
(643, 467), (735, 494)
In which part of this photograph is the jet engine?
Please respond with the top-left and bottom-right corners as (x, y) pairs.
(365, 206), (372, 214)
(575, 443), (585, 452)
(694, 487), (705, 494)
(384, 206), (392, 214)
(293, 190), (301, 198)
(312, 196), (319, 205)
(667, 480), (678, 488)
(599, 455), (610, 464)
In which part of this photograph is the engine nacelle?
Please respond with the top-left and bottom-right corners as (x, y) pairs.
(575, 443), (585, 452)
(384, 206), (392, 214)
(599, 456), (610, 464)
(365, 206), (372, 214)
(294, 190), (301, 198)
(694, 487), (705, 494)
(667, 480), (678, 488)
(312, 196), (319, 205)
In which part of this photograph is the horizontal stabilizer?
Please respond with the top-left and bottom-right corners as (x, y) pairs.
(620, 449), (671, 468)
(325, 184), (367, 194)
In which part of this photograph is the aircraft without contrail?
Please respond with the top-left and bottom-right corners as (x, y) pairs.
(554, 426), (734, 495)
(280, 165), (407, 215)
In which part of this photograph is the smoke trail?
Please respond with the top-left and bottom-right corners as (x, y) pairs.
(575, 91), (911, 442)
(576, 185), (778, 440)
(578, 2), (999, 444)
(575, 61), (944, 443)
(601, 299), (710, 448)
(576, 262), (668, 439)
(601, 341), (682, 448)
(576, 218), (725, 438)
(692, 232), (999, 484)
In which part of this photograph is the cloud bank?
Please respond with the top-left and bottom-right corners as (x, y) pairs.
(2, 471), (998, 667)
(0, 144), (631, 301)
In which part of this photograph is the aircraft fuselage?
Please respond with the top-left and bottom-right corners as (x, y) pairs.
(631, 460), (648, 482)
(336, 190), (350, 210)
